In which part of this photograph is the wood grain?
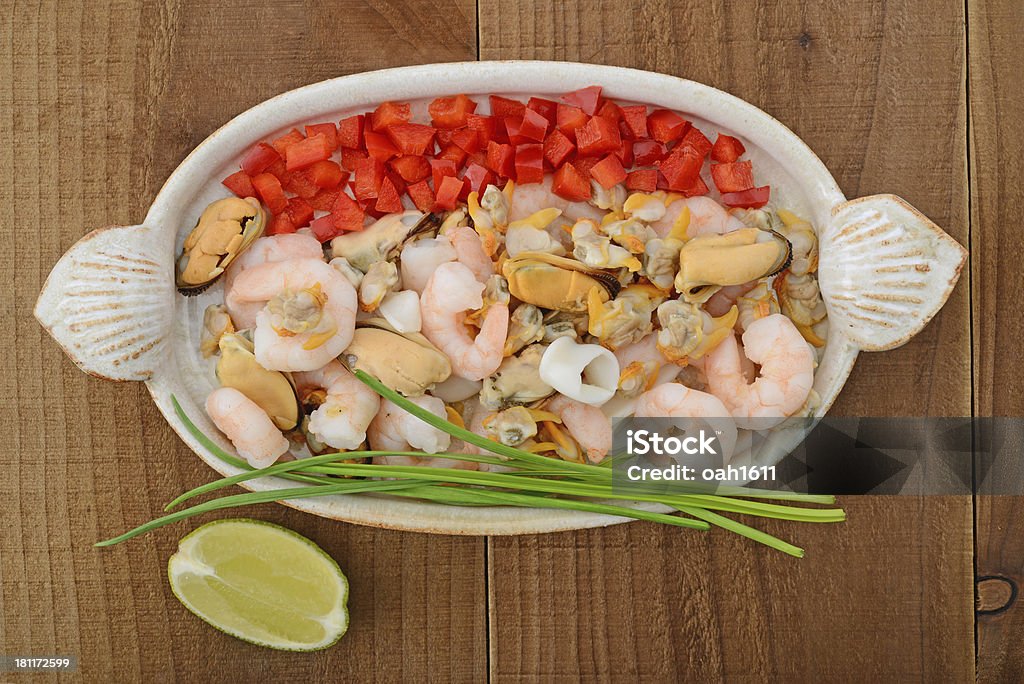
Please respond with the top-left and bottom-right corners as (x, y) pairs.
(968, 0), (1024, 680)
(479, 0), (973, 681)
(0, 1), (483, 682)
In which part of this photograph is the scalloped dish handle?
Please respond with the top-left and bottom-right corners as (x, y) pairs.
(818, 194), (967, 352)
(34, 224), (175, 381)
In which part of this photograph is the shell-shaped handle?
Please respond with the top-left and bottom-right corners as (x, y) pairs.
(34, 224), (175, 381)
(818, 194), (967, 352)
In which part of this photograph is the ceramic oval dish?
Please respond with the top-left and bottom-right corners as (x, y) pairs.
(35, 62), (966, 535)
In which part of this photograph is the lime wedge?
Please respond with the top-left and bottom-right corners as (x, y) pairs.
(168, 518), (348, 651)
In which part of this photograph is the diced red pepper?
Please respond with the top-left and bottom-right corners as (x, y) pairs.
(561, 86), (603, 116)
(514, 143), (544, 185)
(304, 122), (338, 152)
(679, 173), (710, 197)
(518, 107), (549, 143)
(589, 154), (627, 189)
(430, 158), (458, 191)
(625, 169), (658, 192)
(619, 105), (648, 139)
(443, 129), (476, 156)
(428, 94), (478, 129)
(434, 174), (466, 210)
(364, 131), (400, 162)
(633, 139), (668, 166)
(437, 144), (468, 169)
(389, 155), (431, 183)
(306, 160), (345, 189)
(467, 114), (501, 146)
(222, 170), (256, 198)
(332, 191), (366, 232)
(264, 158), (288, 181)
(385, 123), (436, 156)
(266, 212), (296, 236)
(360, 198), (387, 220)
(435, 129), (456, 148)
(647, 109), (689, 143)
(556, 104), (588, 141)
(341, 147), (369, 172)
(309, 189), (340, 212)
(371, 101), (411, 131)
(679, 126), (712, 158)
(486, 141), (516, 179)
(406, 179), (436, 213)
(504, 117), (527, 146)
(721, 185), (770, 208)
(489, 95), (526, 119)
(597, 100), (621, 123)
(285, 133), (332, 171)
(657, 145), (705, 192)
(462, 162), (496, 196)
(572, 155), (601, 179)
(575, 116), (622, 156)
(615, 139), (634, 168)
(551, 162), (592, 202)
(286, 197), (315, 227)
(374, 177), (404, 214)
(338, 114), (364, 149)
(309, 214), (339, 242)
(543, 129), (575, 168)
(711, 134), (746, 163)
(353, 158), (386, 201)
(251, 173), (288, 215)
(527, 97), (559, 125)
(240, 143), (281, 176)
(282, 169), (320, 199)
(384, 169), (407, 197)
(710, 160), (754, 193)
(271, 128), (305, 156)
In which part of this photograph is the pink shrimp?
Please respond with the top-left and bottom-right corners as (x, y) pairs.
(223, 234), (324, 329)
(420, 261), (509, 381)
(704, 314), (814, 428)
(292, 360), (380, 450)
(206, 387), (288, 468)
(633, 383), (738, 462)
(650, 197), (746, 239)
(444, 223), (494, 283)
(368, 395), (477, 470)
(546, 394), (613, 463)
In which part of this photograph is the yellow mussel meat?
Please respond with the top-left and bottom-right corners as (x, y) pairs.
(215, 332), (300, 431)
(176, 197), (266, 294)
(342, 319), (451, 397)
(675, 227), (792, 303)
(502, 252), (620, 313)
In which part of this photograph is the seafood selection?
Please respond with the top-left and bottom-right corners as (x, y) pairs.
(187, 87), (827, 469)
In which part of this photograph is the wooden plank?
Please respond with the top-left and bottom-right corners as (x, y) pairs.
(968, 0), (1024, 680)
(0, 1), (484, 682)
(480, 1), (973, 680)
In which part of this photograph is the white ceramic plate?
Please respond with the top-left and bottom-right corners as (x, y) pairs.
(35, 62), (966, 534)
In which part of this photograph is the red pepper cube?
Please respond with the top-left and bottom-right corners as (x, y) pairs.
(543, 129), (575, 168)
(435, 128), (456, 148)
(450, 128), (481, 154)
(240, 142), (281, 176)
(340, 147), (369, 172)
(489, 95), (527, 119)
(353, 158), (386, 201)
(575, 116), (622, 157)
(389, 155), (432, 184)
(309, 189), (340, 212)
(504, 117), (527, 146)
(518, 107), (549, 143)
(633, 139), (668, 166)
(679, 126), (712, 158)
(332, 191), (367, 232)
(679, 173), (710, 197)
(364, 131), (400, 162)
(434, 174), (466, 210)
(271, 128), (305, 156)
(514, 144), (545, 185)
(266, 212), (296, 236)
(619, 105), (649, 139)
(384, 168), (407, 197)
(282, 169), (320, 199)
(428, 93), (478, 129)
(286, 197), (315, 227)
(285, 134), (333, 171)
(309, 214), (339, 242)
(264, 158), (288, 181)
(371, 101), (411, 131)
(589, 154), (627, 189)
(625, 169), (658, 192)
(527, 97), (559, 125)
(406, 179), (436, 213)
(462, 162), (496, 196)
(551, 162), (592, 202)
(710, 160), (754, 193)
(374, 177), (404, 214)
(721, 185), (770, 208)
(615, 139), (634, 168)
(658, 146), (705, 192)
(430, 158), (458, 191)
(597, 100), (621, 123)
(304, 122), (339, 152)
(251, 173), (288, 215)
(556, 104), (588, 141)
(338, 114), (365, 149)
(572, 155), (601, 180)
(467, 114), (500, 146)
(222, 170), (256, 198)
(561, 85), (603, 116)
(385, 123), (436, 156)
(711, 134), (746, 163)
(485, 141), (516, 179)
(306, 159), (345, 189)
(647, 109), (689, 143)
(437, 144), (468, 170)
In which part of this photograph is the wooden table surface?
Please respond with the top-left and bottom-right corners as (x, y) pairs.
(2, 0), (1019, 681)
